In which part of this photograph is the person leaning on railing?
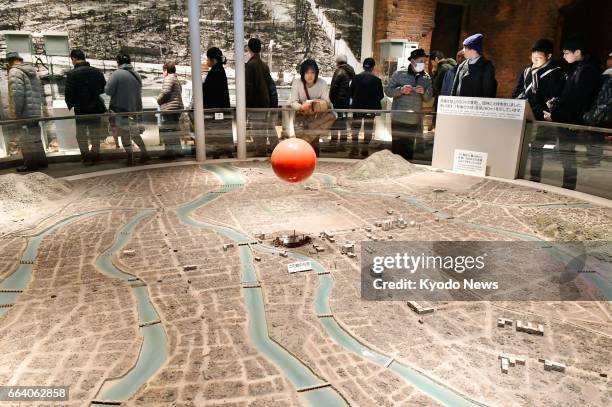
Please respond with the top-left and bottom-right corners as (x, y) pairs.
(6, 51), (47, 172)
(289, 59), (336, 156)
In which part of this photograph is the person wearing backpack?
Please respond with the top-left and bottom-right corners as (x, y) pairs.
(65, 49), (107, 165)
(105, 53), (149, 165)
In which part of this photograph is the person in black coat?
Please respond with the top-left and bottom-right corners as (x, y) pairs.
(65, 49), (107, 164)
(202, 47), (230, 109)
(201, 47), (233, 157)
(513, 39), (566, 184)
(350, 58), (383, 157)
(544, 35), (601, 190)
(451, 33), (497, 98)
(546, 43), (600, 125)
(329, 54), (355, 147)
(512, 39), (565, 120)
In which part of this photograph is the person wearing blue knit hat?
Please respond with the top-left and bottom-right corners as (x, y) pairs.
(451, 33), (497, 98)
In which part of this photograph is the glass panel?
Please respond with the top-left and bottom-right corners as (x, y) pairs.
(0, 110), (196, 177)
(204, 108), (236, 160)
(520, 121), (612, 199)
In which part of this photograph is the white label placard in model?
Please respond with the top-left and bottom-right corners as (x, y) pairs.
(438, 96), (525, 120)
(288, 261), (313, 274)
(214, 112), (224, 120)
(453, 149), (488, 177)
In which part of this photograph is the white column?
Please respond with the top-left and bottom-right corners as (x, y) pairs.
(361, 0), (375, 62)
(188, 0), (206, 162)
(233, 0), (247, 160)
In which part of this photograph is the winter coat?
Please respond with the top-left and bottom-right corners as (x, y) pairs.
(384, 66), (433, 125)
(157, 73), (184, 111)
(65, 61), (107, 115)
(440, 66), (457, 97)
(551, 60), (600, 125)
(350, 70), (384, 115)
(511, 60), (565, 120)
(583, 68), (612, 127)
(245, 54), (272, 108)
(8, 63), (43, 119)
(202, 63), (230, 109)
(329, 63), (355, 109)
(105, 64), (143, 113)
(451, 57), (497, 98)
(432, 58), (456, 96)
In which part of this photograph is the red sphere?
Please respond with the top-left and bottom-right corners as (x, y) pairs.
(271, 138), (317, 183)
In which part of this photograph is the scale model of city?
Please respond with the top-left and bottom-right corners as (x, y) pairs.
(0, 151), (610, 406)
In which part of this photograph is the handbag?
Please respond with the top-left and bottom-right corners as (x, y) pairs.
(295, 82), (336, 142)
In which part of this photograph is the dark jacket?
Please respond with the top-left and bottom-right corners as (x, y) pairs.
(245, 54), (272, 108)
(551, 60), (600, 125)
(202, 63), (230, 109)
(451, 57), (497, 98)
(65, 61), (107, 115)
(350, 70), (383, 115)
(329, 63), (355, 109)
(432, 58), (456, 96)
(440, 65), (458, 97)
(583, 68), (612, 127)
(512, 60), (565, 120)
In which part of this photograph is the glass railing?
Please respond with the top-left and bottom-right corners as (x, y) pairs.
(0, 108), (436, 177)
(2, 108), (610, 201)
(519, 121), (612, 199)
(243, 107), (435, 162)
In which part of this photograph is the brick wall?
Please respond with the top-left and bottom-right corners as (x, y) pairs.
(373, 0), (437, 75)
(464, 0), (561, 97)
(373, 0), (571, 98)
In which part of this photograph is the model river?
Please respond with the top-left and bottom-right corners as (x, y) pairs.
(3, 162), (606, 406)
(176, 163), (483, 407)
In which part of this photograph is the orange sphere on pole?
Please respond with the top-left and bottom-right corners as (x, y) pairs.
(271, 138), (317, 183)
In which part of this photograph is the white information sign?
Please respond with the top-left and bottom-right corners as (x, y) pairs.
(438, 96), (525, 120)
(287, 261), (313, 274)
(214, 112), (224, 120)
(453, 149), (488, 177)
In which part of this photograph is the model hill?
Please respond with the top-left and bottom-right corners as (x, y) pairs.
(0, 172), (72, 213)
(343, 149), (426, 181)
